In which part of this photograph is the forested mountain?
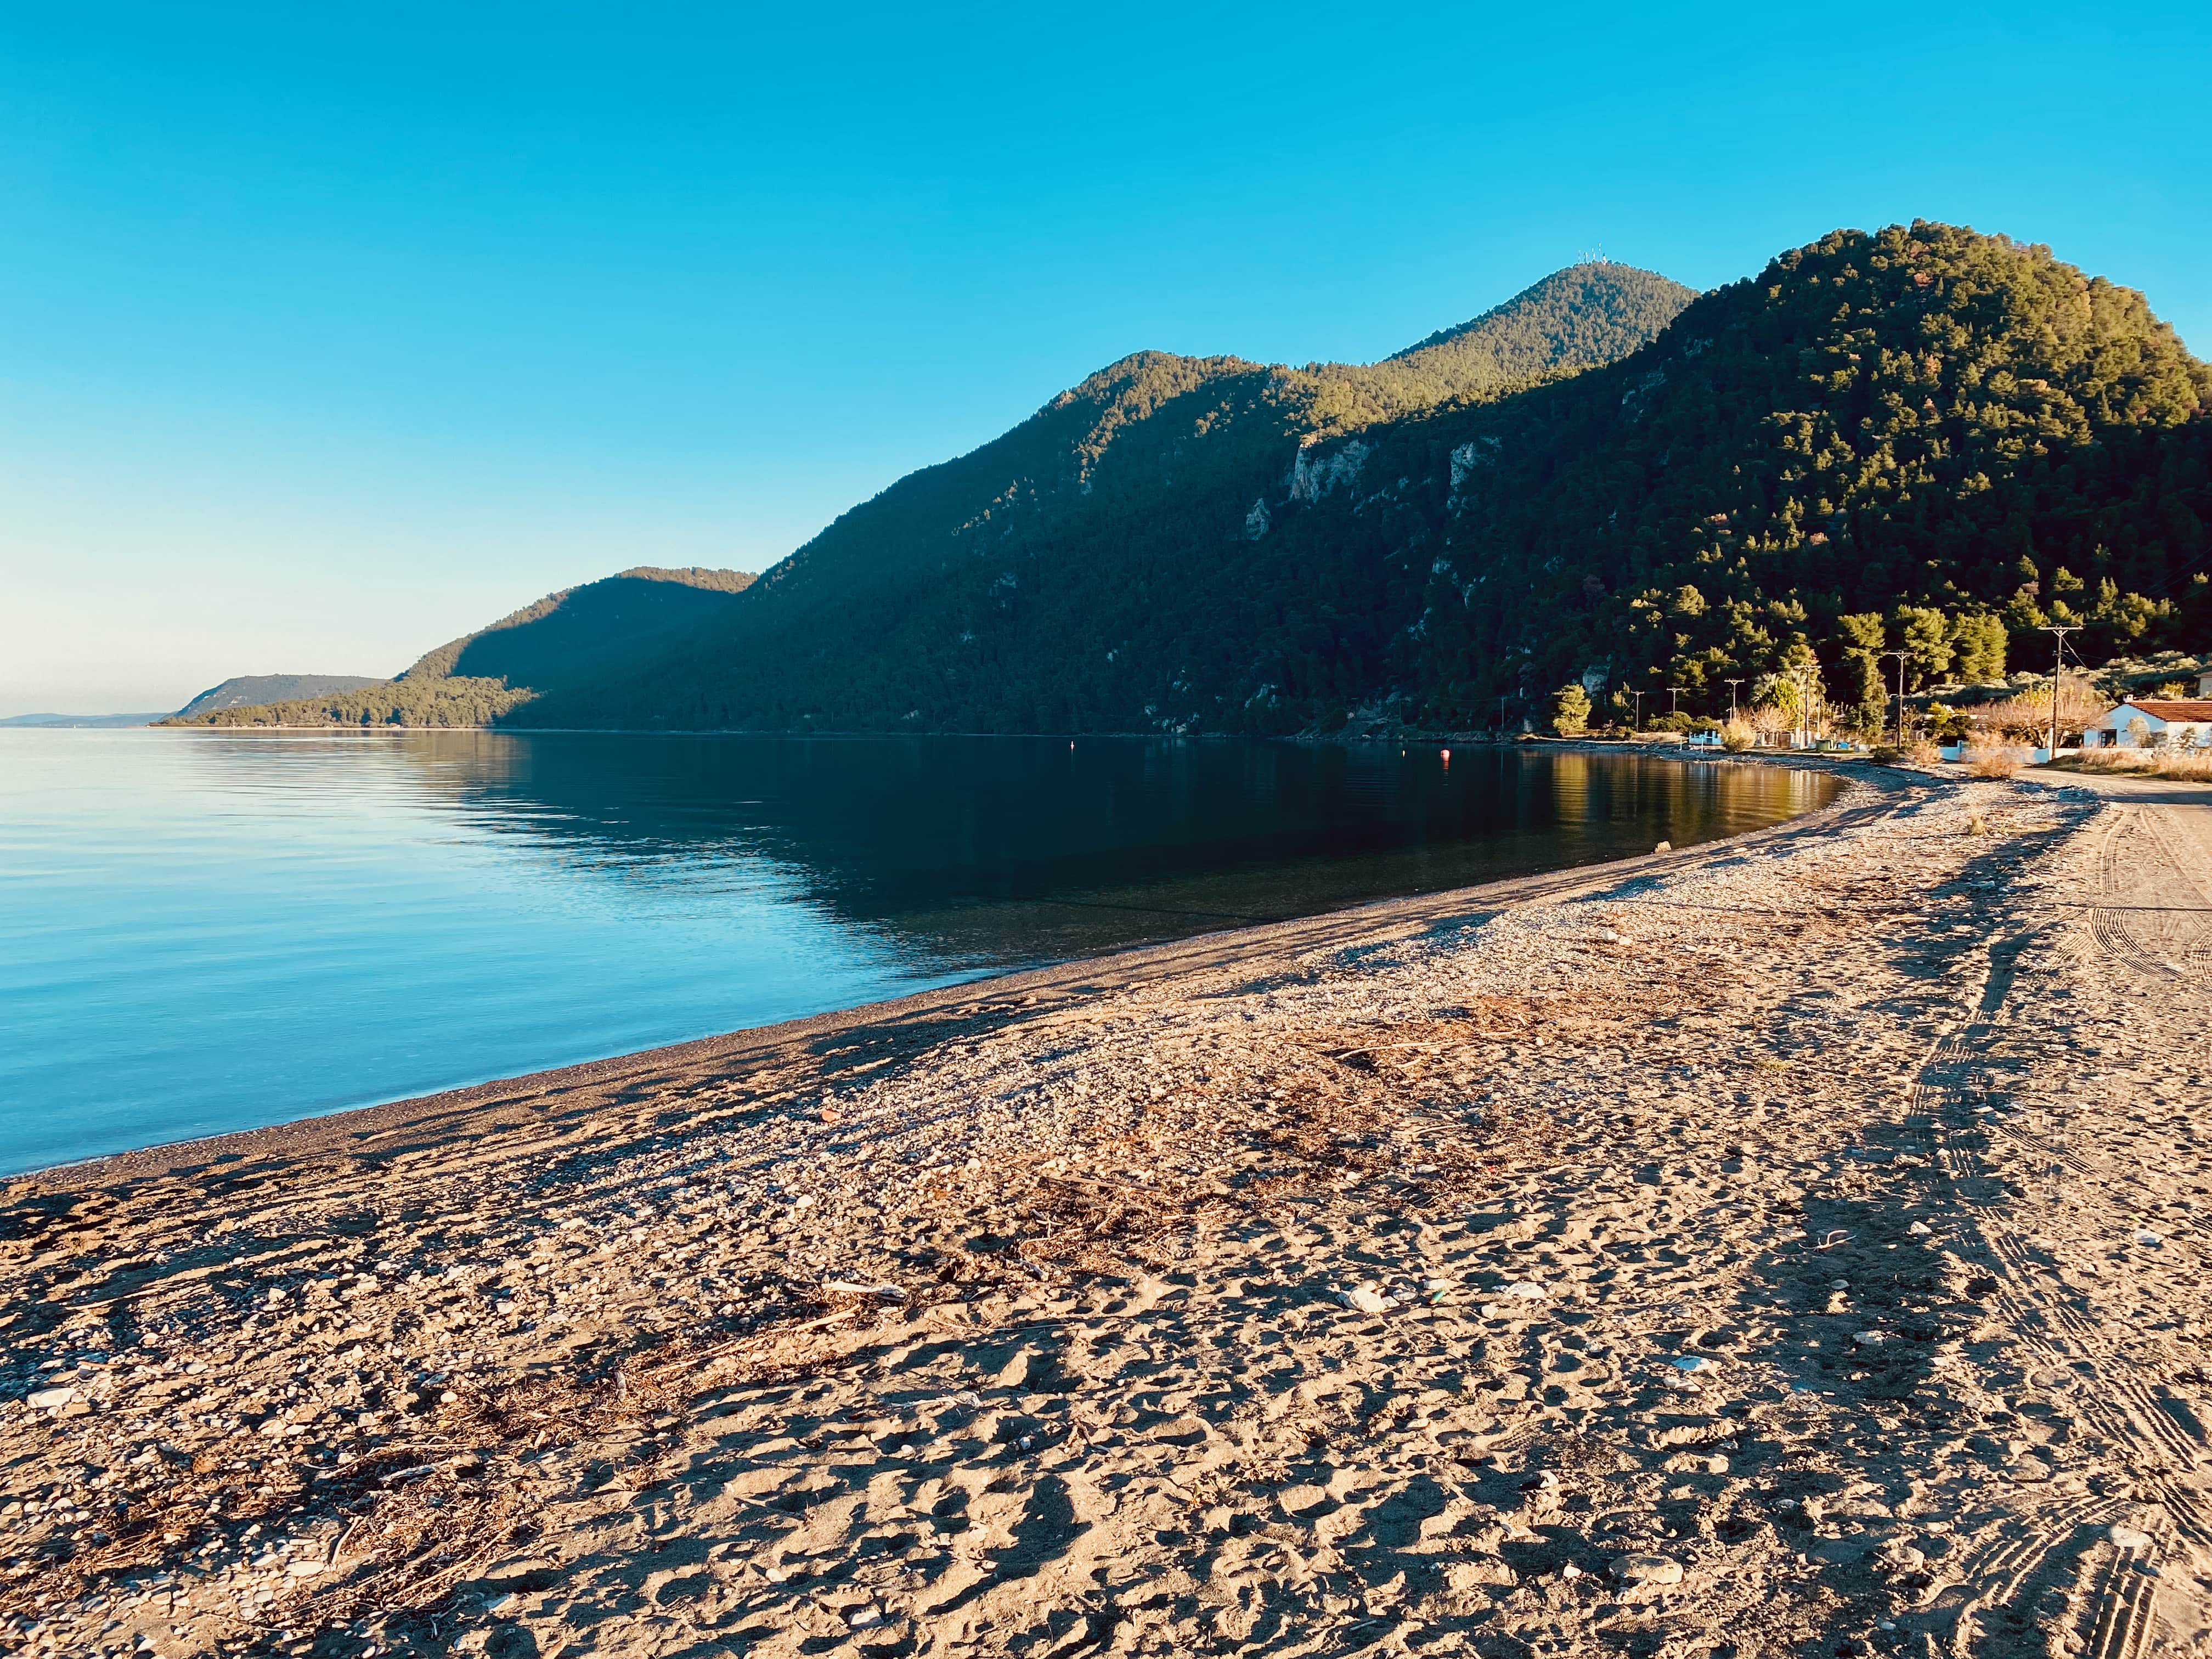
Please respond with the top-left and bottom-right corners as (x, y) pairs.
(164, 568), (755, 726)
(172, 674), (387, 720)
(1385, 223), (2211, 728)
(402, 566), (754, 691)
(1384, 263), (1701, 399)
(510, 227), (2205, 736)
(174, 230), (2211, 735)
(166, 676), (533, 729)
(499, 263), (1701, 730)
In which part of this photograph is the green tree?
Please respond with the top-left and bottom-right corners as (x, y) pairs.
(1948, 613), (2008, 682)
(1835, 612), (1888, 732)
(2002, 588), (2049, 639)
(1551, 682), (1591, 735)
(1894, 607), (1954, 687)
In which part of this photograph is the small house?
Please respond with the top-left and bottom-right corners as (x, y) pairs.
(2081, 699), (2212, 750)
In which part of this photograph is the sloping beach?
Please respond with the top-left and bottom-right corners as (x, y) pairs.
(4, 763), (2210, 1659)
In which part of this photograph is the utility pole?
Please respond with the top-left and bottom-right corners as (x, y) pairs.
(1497, 693), (1508, 736)
(2039, 625), (2078, 761)
(1791, 663), (1819, 749)
(1629, 689), (1646, 730)
(1667, 687), (1681, 718)
(1724, 678), (1744, 724)
(1878, 650), (1912, 742)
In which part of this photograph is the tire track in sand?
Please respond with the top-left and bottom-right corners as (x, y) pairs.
(1887, 939), (2126, 1656)
(1901, 797), (2212, 1656)
(2085, 806), (2212, 978)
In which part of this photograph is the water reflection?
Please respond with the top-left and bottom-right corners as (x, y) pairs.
(358, 732), (1834, 964)
(0, 730), (1833, 1171)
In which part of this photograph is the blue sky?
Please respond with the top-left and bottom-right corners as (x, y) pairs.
(3, 2), (2207, 713)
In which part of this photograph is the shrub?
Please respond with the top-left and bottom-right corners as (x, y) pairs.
(1720, 718), (1756, 752)
(2150, 749), (2212, 782)
(1922, 702), (1971, 743)
(1960, 675), (2104, 746)
(1962, 742), (2028, 778)
(2068, 749), (2137, 774)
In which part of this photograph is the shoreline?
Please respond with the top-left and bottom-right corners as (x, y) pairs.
(12, 751), (1882, 1193)
(85, 720), (1788, 747)
(9, 760), (2207, 1659)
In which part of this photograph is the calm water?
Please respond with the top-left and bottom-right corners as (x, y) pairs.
(0, 731), (1836, 1172)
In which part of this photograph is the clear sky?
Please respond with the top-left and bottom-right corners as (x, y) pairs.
(3, 2), (2207, 715)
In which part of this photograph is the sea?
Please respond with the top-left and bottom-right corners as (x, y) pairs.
(0, 730), (1838, 1173)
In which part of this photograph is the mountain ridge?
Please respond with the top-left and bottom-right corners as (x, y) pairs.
(172, 674), (388, 721)
(167, 230), (2211, 736)
(503, 262), (1701, 730)
(0, 711), (173, 729)
(401, 566), (757, 686)
(1384, 262), (1700, 390)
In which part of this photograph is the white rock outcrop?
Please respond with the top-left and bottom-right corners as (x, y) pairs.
(1289, 440), (1370, 503)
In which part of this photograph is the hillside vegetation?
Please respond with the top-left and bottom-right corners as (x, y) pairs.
(163, 678), (532, 728)
(402, 566), (755, 690)
(171, 674), (387, 721)
(504, 264), (1699, 730)
(165, 569), (757, 729)
(1384, 262), (1704, 400)
(177, 230), (2210, 736)
(1389, 222), (2211, 730)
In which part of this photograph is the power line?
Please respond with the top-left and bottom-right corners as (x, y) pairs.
(2038, 625), (2078, 759)
(1877, 650), (1912, 743)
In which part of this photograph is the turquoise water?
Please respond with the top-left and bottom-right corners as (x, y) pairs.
(0, 731), (1836, 1173)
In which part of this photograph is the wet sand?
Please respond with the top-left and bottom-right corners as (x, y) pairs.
(4, 761), (2210, 1659)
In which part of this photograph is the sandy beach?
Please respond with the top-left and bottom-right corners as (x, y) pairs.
(4, 759), (2210, 1659)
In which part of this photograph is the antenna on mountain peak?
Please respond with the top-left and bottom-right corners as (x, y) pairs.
(1576, 245), (1606, 266)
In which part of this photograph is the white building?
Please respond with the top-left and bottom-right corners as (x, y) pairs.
(2081, 698), (2212, 749)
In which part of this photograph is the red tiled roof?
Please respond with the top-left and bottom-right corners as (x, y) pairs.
(2112, 700), (2212, 721)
